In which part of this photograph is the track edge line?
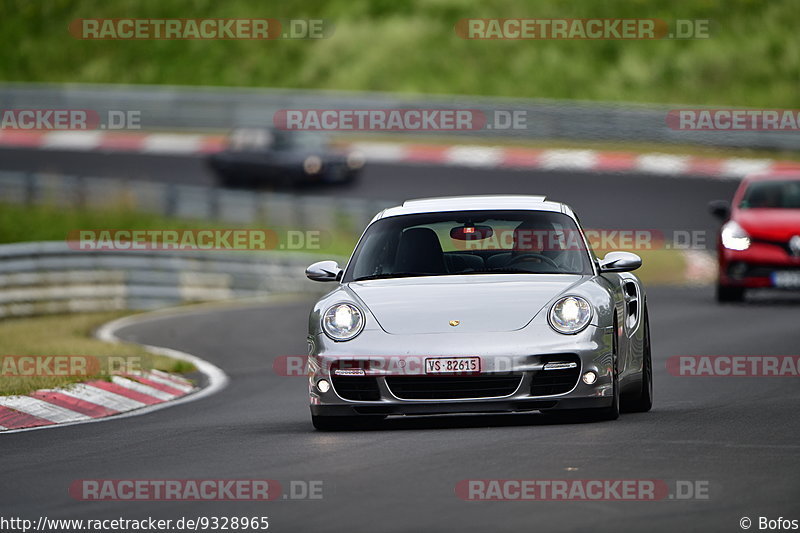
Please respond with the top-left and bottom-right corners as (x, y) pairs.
(0, 309), (230, 435)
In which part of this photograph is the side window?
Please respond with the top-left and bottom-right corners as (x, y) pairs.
(350, 229), (399, 278)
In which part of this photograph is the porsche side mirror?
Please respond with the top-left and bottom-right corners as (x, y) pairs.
(306, 260), (343, 282)
(708, 200), (731, 221)
(599, 251), (642, 273)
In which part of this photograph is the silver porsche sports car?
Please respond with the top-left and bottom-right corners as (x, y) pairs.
(305, 195), (652, 430)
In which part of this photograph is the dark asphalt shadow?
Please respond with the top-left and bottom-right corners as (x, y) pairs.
(262, 411), (655, 434)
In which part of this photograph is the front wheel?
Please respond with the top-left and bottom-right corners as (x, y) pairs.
(716, 283), (744, 302)
(623, 308), (653, 413)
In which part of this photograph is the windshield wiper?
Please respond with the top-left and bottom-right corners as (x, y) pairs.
(353, 272), (433, 281)
(460, 268), (556, 275)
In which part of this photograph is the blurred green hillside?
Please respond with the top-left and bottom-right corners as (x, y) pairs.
(1, 0), (797, 106)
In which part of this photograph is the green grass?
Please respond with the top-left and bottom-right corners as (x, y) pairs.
(598, 248), (688, 286)
(1, 0), (798, 107)
(0, 202), (358, 257)
(0, 201), (688, 286)
(0, 311), (195, 395)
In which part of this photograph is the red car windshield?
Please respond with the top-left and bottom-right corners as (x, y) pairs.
(739, 180), (800, 209)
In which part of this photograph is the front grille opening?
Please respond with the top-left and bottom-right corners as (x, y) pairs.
(531, 354), (581, 396)
(331, 375), (380, 401)
(386, 375), (522, 400)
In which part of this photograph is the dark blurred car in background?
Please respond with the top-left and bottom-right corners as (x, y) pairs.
(208, 127), (364, 188)
(710, 170), (800, 302)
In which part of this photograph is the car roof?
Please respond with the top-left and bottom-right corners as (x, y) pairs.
(374, 195), (572, 220)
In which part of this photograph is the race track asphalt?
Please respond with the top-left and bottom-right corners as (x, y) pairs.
(1, 147), (797, 532)
(0, 146), (738, 241)
(1, 287), (799, 532)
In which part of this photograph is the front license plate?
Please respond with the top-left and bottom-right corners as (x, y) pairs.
(425, 357), (480, 374)
(772, 271), (800, 288)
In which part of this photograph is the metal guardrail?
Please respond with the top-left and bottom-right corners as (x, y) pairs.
(0, 170), (392, 232)
(0, 83), (796, 151)
(0, 170), (388, 317)
(0, 241), (344, 317)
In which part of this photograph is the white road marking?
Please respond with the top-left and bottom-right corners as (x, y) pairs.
(111, 376), (176, 401)
(635, 154), (691, 175)
(444, 146), (505, 167)
(0, 299), (230, 432)
(150, 368), (193, 386)
(348, 142), (406, 162)
(53, 383), (146, 411)
(0, 396), (90, 423)
(134, 371), (194, 393)
(721, 158), (773, 178)
(43, 131), (103, 150)
(539, 149), (598, 170)
(142, 134), (204, 154)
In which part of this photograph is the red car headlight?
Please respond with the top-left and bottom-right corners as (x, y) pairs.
(721, 221), (751, 251)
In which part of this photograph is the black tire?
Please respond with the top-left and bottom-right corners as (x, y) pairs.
(716, 283), (744, 302)
(215, 172), (242, 189)
(623, 308), (653, 413)
(311, 415), (384, 431)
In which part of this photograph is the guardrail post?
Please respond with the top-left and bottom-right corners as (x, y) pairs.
(74, 175), (86, 209)
(165, 183), (178, 217)
(207, 184), (220, 220)
(24, 172), (36, 206)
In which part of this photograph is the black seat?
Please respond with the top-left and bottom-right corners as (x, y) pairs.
(395, 228), (447, 274)
(445, 253), (485, 272)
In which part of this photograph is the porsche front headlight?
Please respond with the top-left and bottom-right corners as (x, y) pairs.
(721, 221), (750, 251)
(549, 296), (592, 335)
(322, 303), (364, 341)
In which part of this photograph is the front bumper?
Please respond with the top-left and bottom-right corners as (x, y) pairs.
(308, 324), (615, 417)
(718, 244), (800, 288)
(311, 396), (611, 417)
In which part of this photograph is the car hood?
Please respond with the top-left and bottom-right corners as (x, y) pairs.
(348, 274), (587, 335)
(735, 209), (800, 241)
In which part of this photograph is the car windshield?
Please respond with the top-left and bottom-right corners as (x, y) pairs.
(271, 131), (328, 152)
(344, 210), (594, 282)
(228, 129), (329, 152)
(739, 180), (800, 209)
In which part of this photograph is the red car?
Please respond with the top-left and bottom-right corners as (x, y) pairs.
(709, 170), (800, 302)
